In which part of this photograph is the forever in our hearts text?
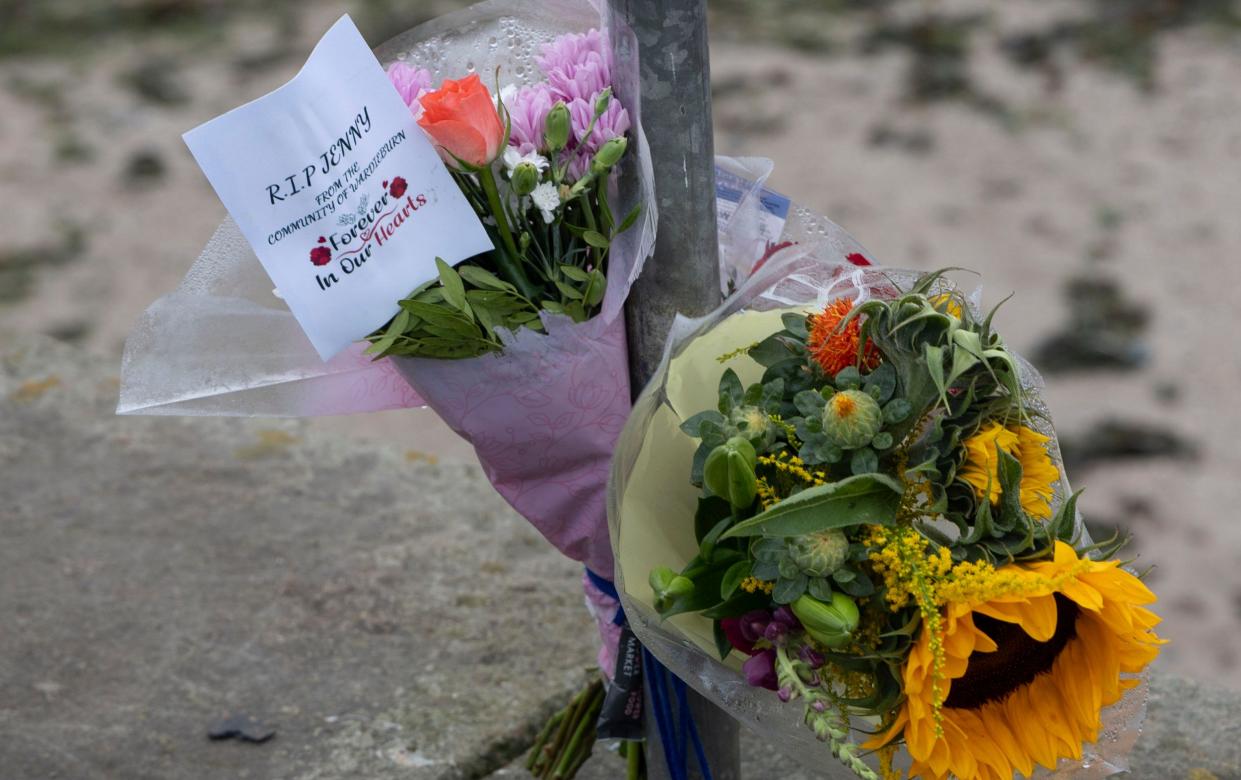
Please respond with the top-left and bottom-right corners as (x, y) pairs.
(315, 190), (430, 291)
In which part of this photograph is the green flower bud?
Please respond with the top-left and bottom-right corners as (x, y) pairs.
(590, 136), (628, 174)
(544, 101), (571, 152)
(787, 529), (849, 577)
(594, 87), (612, 117)
(510, 161), (540, 196)
(649, 566), (694, 612)
(791, 593), (860, 649)
(821, 389), (883, 450)
(703, 436), (758, 510)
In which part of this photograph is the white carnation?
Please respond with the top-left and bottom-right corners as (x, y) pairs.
(503, 147), (549, 175)
(531, 182), (561, 224)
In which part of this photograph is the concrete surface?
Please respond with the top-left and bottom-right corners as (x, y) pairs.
(0, 331), (597, 780)
(3, 330), (1240, 780)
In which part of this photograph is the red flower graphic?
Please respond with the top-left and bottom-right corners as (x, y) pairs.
(389, 176), (408, 198)
(309, 246), (332, 266)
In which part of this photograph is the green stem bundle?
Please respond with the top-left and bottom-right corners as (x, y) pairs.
(526, 678), (611, 780)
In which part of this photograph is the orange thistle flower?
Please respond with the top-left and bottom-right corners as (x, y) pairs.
(806, 299), (881, 376)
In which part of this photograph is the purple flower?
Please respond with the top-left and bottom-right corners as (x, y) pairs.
(537, 29), (613, 102)
(566, 94), (630, 180)
(387, 62), (434, 118)
(737, 610), (772, 646)
(798, 645), (826, 670)
(772, 606), (801, 630)
(505, 83), (557, 155)
(742, 648), (778, 691)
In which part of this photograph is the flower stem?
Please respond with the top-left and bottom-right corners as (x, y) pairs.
(478, 165), (539, 300)
(775, 644), (879, 780)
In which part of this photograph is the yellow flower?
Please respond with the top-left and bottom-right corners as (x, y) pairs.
(959, 422), (1059, 520)
(864, 542), (1164, 780)
(929, 293), (963, 319)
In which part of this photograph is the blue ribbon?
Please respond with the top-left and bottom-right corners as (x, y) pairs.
(587, 569), (712, 780)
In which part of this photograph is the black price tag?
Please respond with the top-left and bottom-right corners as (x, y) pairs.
(596, 628), (644, 741)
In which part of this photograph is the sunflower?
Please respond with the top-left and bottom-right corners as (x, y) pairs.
(806, 298), (881, 376)
(864, 542), (1164, 780)
(959, 421), (1060, 520)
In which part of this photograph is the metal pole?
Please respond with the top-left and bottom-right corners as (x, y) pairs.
(609, 2), (742, 779)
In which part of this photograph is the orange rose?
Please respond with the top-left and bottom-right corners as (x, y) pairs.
(417, 74), (505, 168)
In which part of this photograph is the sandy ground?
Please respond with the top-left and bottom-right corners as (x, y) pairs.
(2, 1), (1239, 687)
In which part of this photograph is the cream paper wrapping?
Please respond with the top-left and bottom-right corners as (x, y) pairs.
(607, 244), (1151, 779)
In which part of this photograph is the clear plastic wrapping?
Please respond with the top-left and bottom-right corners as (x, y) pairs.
(607, 228), (1147, 778)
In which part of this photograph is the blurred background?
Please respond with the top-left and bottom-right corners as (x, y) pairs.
(2, 0), (1238, 696)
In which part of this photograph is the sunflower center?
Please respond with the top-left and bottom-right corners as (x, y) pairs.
(944, 594), (1079, 710)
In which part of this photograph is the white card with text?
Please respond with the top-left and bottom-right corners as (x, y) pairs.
(184, 15), (493, 360)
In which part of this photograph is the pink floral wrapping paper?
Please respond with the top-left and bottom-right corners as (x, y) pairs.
(391, 313), (630, 576)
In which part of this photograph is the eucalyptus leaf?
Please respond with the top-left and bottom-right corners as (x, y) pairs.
(773, 574), (808, 604)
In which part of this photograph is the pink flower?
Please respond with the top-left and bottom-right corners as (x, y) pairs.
(566, 94), (630, 180)
(537, 29), (613, 103)
(505, 83), (556, 155)
(387, 62), (434, 119)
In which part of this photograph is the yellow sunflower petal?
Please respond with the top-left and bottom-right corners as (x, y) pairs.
(884, 542), (1162, 780)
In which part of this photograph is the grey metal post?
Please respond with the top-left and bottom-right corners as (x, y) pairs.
(608, 1), (742, 778)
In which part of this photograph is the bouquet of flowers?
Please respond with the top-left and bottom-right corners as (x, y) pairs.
(367, 29), (639, 360)
(119, 0), (655, 585)
(609, 249), (1164, 780)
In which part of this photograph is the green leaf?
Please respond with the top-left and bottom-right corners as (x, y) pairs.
(699, 517), (734, 560)
(883, 399), (912, 424)
(714, 620), (733, 661)
(584, 270), (606, 307)
(871, 431), (893, 451)
(615, 203), (642, 235)
(835, 366), (862, 390)
(807, 577), (834, 601)
(720, 560), (751, 600)
(850, 447), (878, 475)
(794, 389), (827, 417)
(863, 362), (896, 403)
(386, 309), (411, 337)
(582, 230), (611, 249)
(554, 279), (584, 300)
(457, 265), (516, 292)
(559, 264), (591, 282)
(838, 570), (875, 597)
(749, 334), (795, 367)
(781, 313), (809, 339)
(681, 410), (727, 438)
(995, 446), (1027, 528)
(925, 344), (947, 406)
(1051, 489), (1082, 543)
(752, 557), (780, 579)
(772, 574), (808, 604)
(436, 258), (470, 315)
(721, 473), (903, 539)
(718, 369), (744, 414)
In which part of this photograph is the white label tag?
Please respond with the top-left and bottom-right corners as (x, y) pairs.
(183, 15), (493, 360)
